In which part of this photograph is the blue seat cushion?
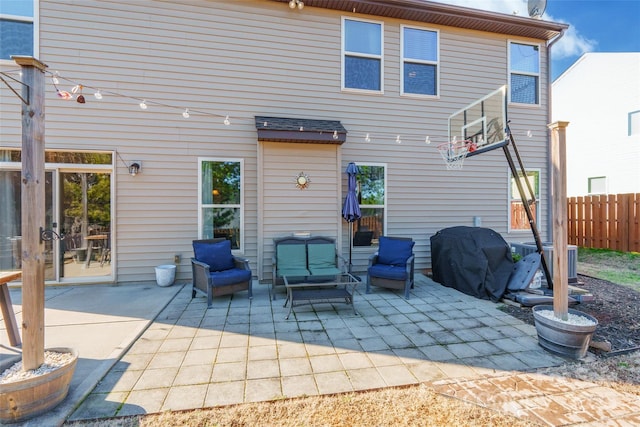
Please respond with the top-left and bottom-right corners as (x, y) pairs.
(377, 237), (414, 266)
(210, 268), (251, 287)
(193, 240), (235, 272)
(368, 264), (408, 281)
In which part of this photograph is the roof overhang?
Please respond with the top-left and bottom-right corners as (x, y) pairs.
(256, 116), (347, 144)
(269, 0), (568, 41)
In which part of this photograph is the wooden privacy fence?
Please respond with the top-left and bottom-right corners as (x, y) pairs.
(568, 193), (640, 252)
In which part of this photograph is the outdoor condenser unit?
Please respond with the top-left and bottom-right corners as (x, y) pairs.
(511, 242), (578, 284)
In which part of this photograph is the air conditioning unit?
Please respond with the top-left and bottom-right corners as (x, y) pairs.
(511, 242), (578, 284)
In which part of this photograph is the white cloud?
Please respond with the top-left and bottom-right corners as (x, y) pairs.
(428, 0), (596, 58)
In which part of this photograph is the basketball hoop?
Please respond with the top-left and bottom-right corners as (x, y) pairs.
(437, 140), (472, 170)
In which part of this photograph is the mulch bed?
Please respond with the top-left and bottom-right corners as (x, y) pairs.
(499, 274), (640, 356)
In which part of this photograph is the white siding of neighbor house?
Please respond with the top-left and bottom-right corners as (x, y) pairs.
(0, 0), (552, 284)
(552, 53), (640, 197)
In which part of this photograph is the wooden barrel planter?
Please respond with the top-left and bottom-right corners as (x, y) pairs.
(532, 306), (598, 359)
(0, 347), (78, 423)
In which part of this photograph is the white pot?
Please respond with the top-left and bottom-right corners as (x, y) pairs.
(155, 264), (176, 287)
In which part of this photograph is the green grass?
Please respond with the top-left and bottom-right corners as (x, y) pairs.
(577, 247), (640, 292)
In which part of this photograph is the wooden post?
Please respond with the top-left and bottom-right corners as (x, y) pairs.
(548, 121), (569, 320)
(13, 56), (48, 371)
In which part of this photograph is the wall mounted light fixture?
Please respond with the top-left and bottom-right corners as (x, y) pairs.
(116, 151), (142, 177)
(289, 0), (304, 10)
(129, 161), (142, 176)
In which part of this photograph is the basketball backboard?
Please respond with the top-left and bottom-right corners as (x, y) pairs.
(447, 85), (508, 158)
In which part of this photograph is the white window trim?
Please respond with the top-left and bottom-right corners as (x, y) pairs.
(197, 157), (244, 253)
(400, 25), (439, 99)
(507, 40), (541, 107)
(508, 167), (541, 232)
(341, 16), (384, 94)
(629, 110), (640, 136)
(0, 0), (39, 65)
(588, 176), (608, 195)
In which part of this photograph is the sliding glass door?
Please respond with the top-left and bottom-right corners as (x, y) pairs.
(0, 150), (113, 283)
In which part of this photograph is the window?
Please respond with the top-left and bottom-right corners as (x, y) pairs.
(0, 0), (36, 61)
(199, 159), (243, 251)
(588, 176), (607, 194)
(354, 164), (385, 246)
(629, 110), (640, 136)
(509, 169), (540, 231)
(342, 18), (383, 92)
(509, 42), (540, 104)
(401, 26), (438, 96)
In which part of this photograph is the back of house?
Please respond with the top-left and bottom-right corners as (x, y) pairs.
(0, 0), (567, 286)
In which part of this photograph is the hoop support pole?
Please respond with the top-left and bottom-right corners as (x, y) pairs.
(502, 139), (553, 290)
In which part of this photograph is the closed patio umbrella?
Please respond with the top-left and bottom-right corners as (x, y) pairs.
(342, 162), (361, 272)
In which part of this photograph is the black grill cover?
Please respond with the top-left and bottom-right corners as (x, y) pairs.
(430, 226), (513, 301)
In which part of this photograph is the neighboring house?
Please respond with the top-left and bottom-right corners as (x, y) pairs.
(552, 52), (640, 197)
(0, 0), (567, 286)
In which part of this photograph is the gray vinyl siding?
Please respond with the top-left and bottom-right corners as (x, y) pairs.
(0, 0), (552, 284)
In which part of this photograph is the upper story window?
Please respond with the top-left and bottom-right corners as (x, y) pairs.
(509, 169), (540, 231)
(354, 164), (386, 247)
(629, 110), (640, 136)
(509, 42), (540, 105)
(401, 26), (438, 96)
(342, 18), (383, 92)
(199, 159), (243, 251)
(0, 0), (36, 61)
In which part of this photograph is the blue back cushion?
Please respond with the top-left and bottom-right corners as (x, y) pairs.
(193, 240), (235, 272)
(377, 237), (414, 266)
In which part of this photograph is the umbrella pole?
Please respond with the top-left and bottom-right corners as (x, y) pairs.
(348, 222), (353, 273)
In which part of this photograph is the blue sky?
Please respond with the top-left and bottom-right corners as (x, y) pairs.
(433, 0), (640, 80)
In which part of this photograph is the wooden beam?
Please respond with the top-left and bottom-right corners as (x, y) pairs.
(548, 121), (569, 320)
(14, 56), (48, 371)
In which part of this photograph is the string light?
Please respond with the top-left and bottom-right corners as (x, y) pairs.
(41, 70), (441, 144)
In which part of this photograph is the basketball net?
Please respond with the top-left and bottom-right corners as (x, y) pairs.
(437, 139), (476, 170)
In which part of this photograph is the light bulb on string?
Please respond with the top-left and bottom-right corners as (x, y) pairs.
(94, 91), (103, 100)
(51, 72), (59, 85)
(396, 135), (402, 144)
(365, 133), (371, 143)
(182, 108), (190, 119)
(224, 115), (231, 126)
(139, 100), (148, 110)
(527, 130), (533, 138)
(332, 131), (338, 140)
(425, 136), (431, 144)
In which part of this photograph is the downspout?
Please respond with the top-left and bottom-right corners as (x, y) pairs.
(546, 29), (566, 243)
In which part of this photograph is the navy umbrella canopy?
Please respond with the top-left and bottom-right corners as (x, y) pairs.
(342, 162), (361, 272)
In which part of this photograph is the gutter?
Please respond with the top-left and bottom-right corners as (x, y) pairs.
(546, 28), (567, 242)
